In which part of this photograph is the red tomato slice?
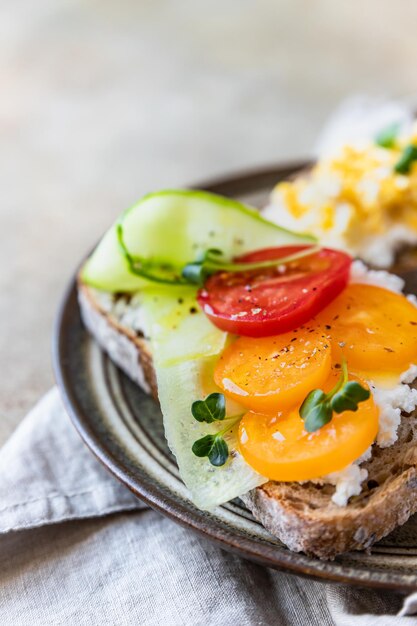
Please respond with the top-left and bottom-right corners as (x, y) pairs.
(197, 246), (352, 337)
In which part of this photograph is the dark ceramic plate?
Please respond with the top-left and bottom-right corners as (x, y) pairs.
(53, 161), (417, 592)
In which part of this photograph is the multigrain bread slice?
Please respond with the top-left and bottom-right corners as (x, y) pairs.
(78, 280), (417, 559)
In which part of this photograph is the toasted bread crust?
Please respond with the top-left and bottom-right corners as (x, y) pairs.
(241, 468), (417, 558)
(78, 281), (158, 399)
(77, 279), (417, 559)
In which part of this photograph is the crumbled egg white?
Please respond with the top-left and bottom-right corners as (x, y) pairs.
(308, 447), (373, 506)
(263, 125), (417, 267)
(371, 382), (417, 448)
(401, 364), (417, 384)
(326, 464), (369, 507)
(349, 259), (405, 293)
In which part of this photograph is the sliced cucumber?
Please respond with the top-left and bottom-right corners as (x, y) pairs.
(138, 286), (227, 366)
(134, 286), (266, 509)
(156, 357), (267, 510)
(82, 189), (315, 292)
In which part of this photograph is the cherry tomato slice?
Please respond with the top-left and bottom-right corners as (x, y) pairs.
(238, 368), (378, 481)
(214, 328), (332, 413)
(197, 246), (352, 337)
(315, 283), (417, 376)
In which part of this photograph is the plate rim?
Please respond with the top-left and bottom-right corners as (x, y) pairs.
(53, 160), (417, 592)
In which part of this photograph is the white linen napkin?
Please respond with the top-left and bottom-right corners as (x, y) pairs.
(0, 388), (141, 534)
(1, 388), (416, 625)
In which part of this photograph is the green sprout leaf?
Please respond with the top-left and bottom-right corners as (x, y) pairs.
(191, 393), (226, 423)
(375, 122), (400, 149)
(300, 390), (333, 433)
(208, 437), (229, 466)
(331, 381), (370, 413)
(299, 389), (327, 420)
(299, 360), (370, 433)
(394, 144), (417, 175)
(192, 434), (215, 457)
(191, 434), (229, 467)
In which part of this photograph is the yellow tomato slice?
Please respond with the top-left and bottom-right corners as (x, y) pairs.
(315, 284), (417, 376)
(214, 328), (332, 412)
(238, 369), (378, 481)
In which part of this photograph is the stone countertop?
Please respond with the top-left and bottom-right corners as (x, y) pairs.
(1, 0), (417, 445)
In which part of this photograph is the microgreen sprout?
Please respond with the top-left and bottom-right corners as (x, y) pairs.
(299, 360), (370, 433)
(191, 393), (242, 466)
(182, 245), (321, 287)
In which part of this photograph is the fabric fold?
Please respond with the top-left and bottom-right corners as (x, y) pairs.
(0, 388), (142, 533)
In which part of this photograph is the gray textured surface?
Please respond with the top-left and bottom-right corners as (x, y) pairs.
(1, 0), (417, 444)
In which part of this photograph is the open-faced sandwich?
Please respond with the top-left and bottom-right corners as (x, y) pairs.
(78, 186), (417, 559)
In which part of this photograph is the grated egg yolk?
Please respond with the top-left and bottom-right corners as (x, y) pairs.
(270, 131), (417, 263)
